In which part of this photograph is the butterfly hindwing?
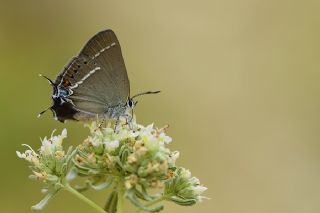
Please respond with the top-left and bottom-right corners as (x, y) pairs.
(77, 29), (130, 105)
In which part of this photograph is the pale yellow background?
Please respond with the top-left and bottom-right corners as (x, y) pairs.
(0, 1), (320, 213)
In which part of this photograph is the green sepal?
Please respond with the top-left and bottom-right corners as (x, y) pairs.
(167, 195), (196, 206)
(119, 145), (129, 164)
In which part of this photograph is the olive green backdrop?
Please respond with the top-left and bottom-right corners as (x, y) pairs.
(1, 0), (320, 213)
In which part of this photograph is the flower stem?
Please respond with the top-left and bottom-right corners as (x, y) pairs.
(64, 184), (106, 213)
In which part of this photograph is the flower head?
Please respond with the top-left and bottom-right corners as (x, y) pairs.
(75, 119), (178, 190)
(17, 117), (207, 212)
(17, 129), (74, 184)
(40, 129), (67, 155)
(164, 167), (208, 205)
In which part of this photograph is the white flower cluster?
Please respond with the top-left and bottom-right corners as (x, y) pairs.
(17, 118), (207, 213)
(16, 129), (73, 183)
(76, 120), (176, 189)
(16, 144), (39, 165)
(17, 129), (67, 161)
(40, 129), (67, 155)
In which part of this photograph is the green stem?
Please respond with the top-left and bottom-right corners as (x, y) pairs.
(117, 185), (124, 213)
(64, 184), (106, 213)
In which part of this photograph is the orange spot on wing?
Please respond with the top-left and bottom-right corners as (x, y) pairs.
(63, 79), (71, 87)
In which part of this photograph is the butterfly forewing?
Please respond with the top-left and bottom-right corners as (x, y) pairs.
(55, 30), (130, 114)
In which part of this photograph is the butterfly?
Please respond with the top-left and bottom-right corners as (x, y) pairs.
(39, 29), (159, 122)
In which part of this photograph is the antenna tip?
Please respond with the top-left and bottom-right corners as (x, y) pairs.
(38, 74), (43, 77)
(37, 114), (41, 118)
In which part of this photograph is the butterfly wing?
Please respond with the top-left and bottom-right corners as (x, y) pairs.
(54, 30), (130, 115)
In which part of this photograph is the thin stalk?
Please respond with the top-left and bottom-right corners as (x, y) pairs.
(64, 184), (106, 213)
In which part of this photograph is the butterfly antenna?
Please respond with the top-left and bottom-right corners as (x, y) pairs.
(131, 91), (161, 99)
(37, 106), (51, 118)
(39, 74), (55, 86)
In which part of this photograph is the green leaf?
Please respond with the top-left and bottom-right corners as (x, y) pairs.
(31, 189), (60, 211)
(104, 191), (118, 213)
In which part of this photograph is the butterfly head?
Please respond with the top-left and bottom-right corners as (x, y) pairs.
(38, 74), (62, 119)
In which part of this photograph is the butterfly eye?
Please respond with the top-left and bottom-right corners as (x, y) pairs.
(128, 99), (133, 108)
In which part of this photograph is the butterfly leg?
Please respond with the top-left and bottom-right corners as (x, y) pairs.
(92, 117), (105, 133)
(96, 113), (107, 129)
(113, 117), (120, 132)
(98, 118), (106, 129)
(123, 114), (133, 129)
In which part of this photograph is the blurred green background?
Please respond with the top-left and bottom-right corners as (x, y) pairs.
(1, 0), (320, 212)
